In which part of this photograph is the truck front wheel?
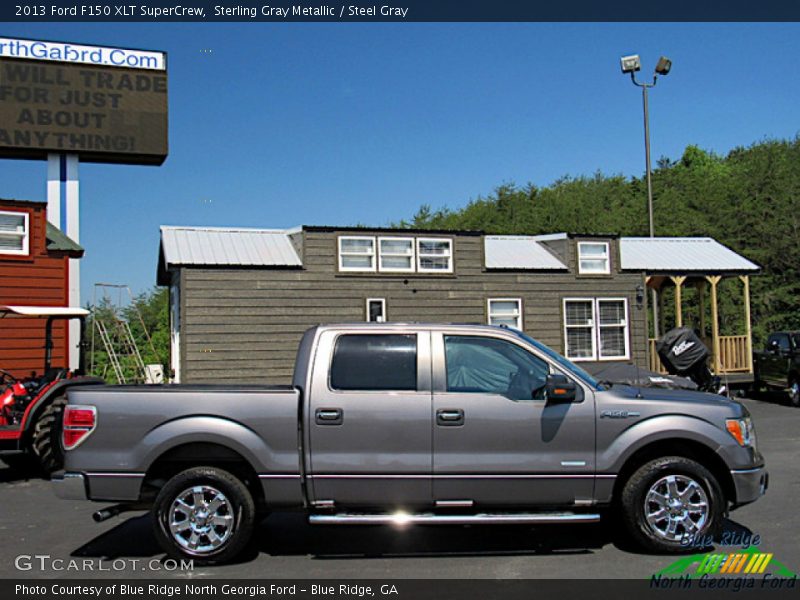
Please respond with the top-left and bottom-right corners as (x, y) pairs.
(153, 466), (256, 565)
(619, 456), (724, 553)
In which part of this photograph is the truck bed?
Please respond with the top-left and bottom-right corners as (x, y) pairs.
(63, 384), (303, 502)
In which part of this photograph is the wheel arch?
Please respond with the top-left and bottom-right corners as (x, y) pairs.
(611, 438), (736, 506)
(20, 377), (104, 437)
(142, 441), (265, 508)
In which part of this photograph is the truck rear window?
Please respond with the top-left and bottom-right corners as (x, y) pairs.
(330, 334), (418, 391)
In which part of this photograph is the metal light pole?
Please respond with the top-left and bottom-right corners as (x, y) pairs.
(620, 54), (672, 337)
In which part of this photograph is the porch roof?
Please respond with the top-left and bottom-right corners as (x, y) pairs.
(620, 237), (759, 274)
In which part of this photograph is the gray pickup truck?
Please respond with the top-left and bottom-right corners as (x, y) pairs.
(53, 323), (767, 564)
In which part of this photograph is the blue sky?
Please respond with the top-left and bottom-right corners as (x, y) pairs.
(1, 22), (799, 301)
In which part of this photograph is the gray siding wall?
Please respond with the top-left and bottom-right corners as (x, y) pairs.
(178, 231), (648, 384)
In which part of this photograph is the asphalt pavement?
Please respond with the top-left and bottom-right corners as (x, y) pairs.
(0, 394), (797, 580)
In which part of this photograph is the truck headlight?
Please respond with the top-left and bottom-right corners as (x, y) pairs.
(726, 417), (756, 448)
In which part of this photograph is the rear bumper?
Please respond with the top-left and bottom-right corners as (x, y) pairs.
(730, 465), (768, 507)
(52, 471), (88, 501)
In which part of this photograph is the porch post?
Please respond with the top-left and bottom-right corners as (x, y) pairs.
(740, 275), (754, 373)
(658, 284), (666, 336)
(697, 280), (707, 338)
(707, 276), (722, 374)
(671, 276), (686, 328)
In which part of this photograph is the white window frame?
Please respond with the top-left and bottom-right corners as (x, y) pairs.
(563, 298), (596, 361)
(338, 236), (376, 272)
(416, 237), (453, 273)
(487, 298), (523, 330)
(0, 210), (30, 256)
(563, 297), (630, 361)
(366, 298), (387, 323)
(596, 298), (630, 361)
(577, 241), (610, 275)
(378, 237), (415, 273)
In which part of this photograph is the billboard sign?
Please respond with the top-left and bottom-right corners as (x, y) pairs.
(0, 37), (168, 165)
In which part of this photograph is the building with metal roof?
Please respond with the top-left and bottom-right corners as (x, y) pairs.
(157, 225), (759, 384)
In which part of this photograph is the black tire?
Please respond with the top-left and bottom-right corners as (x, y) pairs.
(789, 378), (800, 408)
(152, 466), (256, 565)
(751, 365), (761, 396)
(31, 395), (67, 475)
(619, 456), (724, 553)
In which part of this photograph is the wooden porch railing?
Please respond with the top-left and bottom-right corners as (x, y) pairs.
(648, 335), (751, 375)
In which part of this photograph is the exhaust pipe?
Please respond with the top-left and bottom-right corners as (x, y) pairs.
(92, 503), (148, 522)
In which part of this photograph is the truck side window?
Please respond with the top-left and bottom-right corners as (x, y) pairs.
(769, 334), (790, 352)
(444, 335), (549, 401)
(330, 334), (417, 391)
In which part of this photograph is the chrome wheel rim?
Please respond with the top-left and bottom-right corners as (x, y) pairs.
(791, 382), (800, 405)
(644, 474), (709, 542)
(168, 485), (234, 554)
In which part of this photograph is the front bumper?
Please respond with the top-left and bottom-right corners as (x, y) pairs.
(730, 465), (768, 507)
(52, 471), (88, 500)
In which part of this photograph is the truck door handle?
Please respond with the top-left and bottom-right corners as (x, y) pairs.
(315, 408), (343, 425)
(436, 409), (464, 426)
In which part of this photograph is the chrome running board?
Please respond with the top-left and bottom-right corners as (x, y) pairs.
(309, 512), (601, 526)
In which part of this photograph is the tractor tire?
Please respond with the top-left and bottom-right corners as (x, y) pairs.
(32, 395), (67, 475)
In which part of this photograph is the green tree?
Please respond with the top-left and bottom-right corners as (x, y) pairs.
(397, 136), (800, 346)
(87, 287), (169, 383)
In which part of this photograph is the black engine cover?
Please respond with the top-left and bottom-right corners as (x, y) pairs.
(656, 327), (710, 375)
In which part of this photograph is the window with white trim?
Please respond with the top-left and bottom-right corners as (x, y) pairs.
(338, 236), (376, 271)
(597, 299), (629, 359)
(577, 241), (610, 274)
(417, 238), (453, 272)
(0, 211), (29, 256)
(487, 298), (523, 330)
(563, 298), (629, 361)
(366, 298), (386, 322)
(378, 237), (415, 272)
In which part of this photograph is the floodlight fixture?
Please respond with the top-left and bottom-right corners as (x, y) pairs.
(620, 54), (641, 74)
(655, 56), (672, 76)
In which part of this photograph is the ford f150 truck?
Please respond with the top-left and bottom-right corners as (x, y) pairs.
(753, 331), (800, 407)
(53, 323), (767, 564)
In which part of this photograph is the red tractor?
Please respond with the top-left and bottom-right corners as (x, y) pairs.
(0, 305), (104, 474)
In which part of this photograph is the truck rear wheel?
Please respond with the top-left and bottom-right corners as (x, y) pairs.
(789, 378), (799, 408)
(619, 456), (724, 553)
(32, 395), (67, 474)
(153, 466), (256, 565)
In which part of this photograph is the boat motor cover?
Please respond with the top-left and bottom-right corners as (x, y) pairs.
(656, 327), (710, 375)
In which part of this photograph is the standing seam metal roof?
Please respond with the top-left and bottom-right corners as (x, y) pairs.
(484, 236), (568, 270)
(619, 237), (759, 272)
(160, 226), (302, 267)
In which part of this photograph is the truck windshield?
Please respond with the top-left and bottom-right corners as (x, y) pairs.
(512, 330), (604, 390)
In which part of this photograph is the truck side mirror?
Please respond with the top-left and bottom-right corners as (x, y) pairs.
(545, 374), (577, 404)
(768, 340), (780, 353)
